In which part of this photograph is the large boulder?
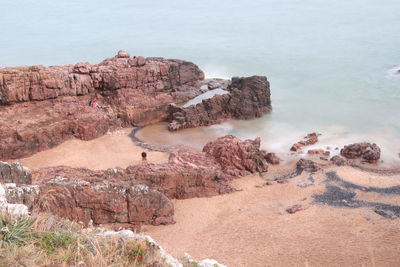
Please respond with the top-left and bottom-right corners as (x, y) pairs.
(340, 143), (381, 163)
(34, 176), (175, 226)
(203, 135), (269, 176)
(167, 76), (271, 131)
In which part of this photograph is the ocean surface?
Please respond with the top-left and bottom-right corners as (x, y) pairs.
(1, 0), (399, 164)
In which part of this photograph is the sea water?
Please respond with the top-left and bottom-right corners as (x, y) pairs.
(1, 0), (399, 164)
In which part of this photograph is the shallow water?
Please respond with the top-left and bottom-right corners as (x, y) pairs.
(1, 0), (399, 164)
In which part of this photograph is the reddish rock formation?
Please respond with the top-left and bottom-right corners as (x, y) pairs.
(307, 149), (330, 158)
(340, 143), (381, 163)
(35, 176), (175, 226)
(290, 133), (320, 152)
(167, 76), (271, 131)
(203, 135), (269, 176)
(264, 152), (281, 165)
(330, 155), (348, 166)
(0, 52), (205, 160)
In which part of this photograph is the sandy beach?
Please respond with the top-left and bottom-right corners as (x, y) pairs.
(17, 128), (169, 170)
(17, 127), (400, 266)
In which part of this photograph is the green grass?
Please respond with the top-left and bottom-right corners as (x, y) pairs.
(38, 231), (77, 254)
(0, 213), (36, 247)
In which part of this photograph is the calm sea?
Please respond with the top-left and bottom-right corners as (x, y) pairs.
(1, 0), (399, 164)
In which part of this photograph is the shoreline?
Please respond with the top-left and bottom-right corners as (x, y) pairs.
(10, 125), (400, 266)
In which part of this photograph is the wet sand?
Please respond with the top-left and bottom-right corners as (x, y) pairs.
(17, 128), (168, 170)
(15, 127), (400, 266)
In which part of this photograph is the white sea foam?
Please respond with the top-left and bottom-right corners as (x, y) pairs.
(201, 64), (232, 80)
(183, 89), (229, 107)
(386, 65), (400, 78)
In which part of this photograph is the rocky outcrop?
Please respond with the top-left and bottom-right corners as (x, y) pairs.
(167, 76), (271, 131)
(35, 177), (175, 226)
(0, 51), (205, 160)
(296, 159), (320, 173)
(340, 143), (381, 163)
(290, 133), (320, 152)
(0, 161), (32, 185)
(1, 134), (275, 227)
(126, 163), (233, 199)
(203, 135), (269, 176)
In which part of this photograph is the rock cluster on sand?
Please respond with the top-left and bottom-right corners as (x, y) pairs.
(340, 142), (381, 163)
(1, 135), (273, 227)
(167, 76), (271, 131)
(0, 51), (205, 160)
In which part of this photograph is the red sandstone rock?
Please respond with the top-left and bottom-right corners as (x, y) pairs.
(0, 52), (205, 160)
(330, 155), (348, 166)
(2, 134), (273, 227)
(34, 177), (174, 226)
(340, 143), (381, 163)
(264, 152), (281, 165)
(167, 76), (271, 131)
(290, 132), (320, 152)
(307, 149), (330, 157)
(203, 135), (269, 176)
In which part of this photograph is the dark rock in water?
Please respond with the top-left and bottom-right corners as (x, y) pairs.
(340, 143), (381, 163)
(308, 149), (330, 158)
(290, 132), (320, 152)
(0, 161), (32, 185)
(167, 76), (271, 131)
(296, 159), (320, 173)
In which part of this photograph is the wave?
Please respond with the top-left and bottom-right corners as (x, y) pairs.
(386, 65), (400, 78)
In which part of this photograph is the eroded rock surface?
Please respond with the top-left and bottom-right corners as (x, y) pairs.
(203, 135), (269, 176)
(167, 76), (271, 131)
(291, 133), (320, 152)
(35, 177), (175, 226)
(0, 52), (205, 160)
(0, 161), (32, 185)
(340, 143), (381, 163)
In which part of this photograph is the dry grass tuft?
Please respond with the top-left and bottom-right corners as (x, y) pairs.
(0, 213), (167, 267)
